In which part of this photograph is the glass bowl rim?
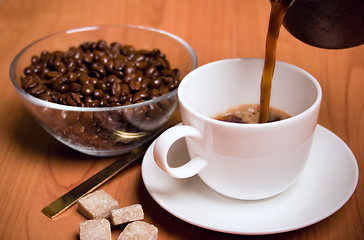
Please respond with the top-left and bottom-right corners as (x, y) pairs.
(9, 24), (198, 112)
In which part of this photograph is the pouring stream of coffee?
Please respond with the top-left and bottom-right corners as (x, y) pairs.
(259, 0), (295, 123)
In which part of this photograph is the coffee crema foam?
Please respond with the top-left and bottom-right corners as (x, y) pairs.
(214, 104), (291, 124)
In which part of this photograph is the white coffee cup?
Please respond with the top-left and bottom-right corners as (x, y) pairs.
(153, 58), (322, 200)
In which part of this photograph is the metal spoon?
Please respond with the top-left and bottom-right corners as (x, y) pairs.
(41, 140), (151, 219)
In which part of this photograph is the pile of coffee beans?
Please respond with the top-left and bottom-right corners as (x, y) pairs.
(19, 40), (181, 152)
(20, 39), (181, 107)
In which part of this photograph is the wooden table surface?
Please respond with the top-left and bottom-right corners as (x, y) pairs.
(0, 0), (363, 239)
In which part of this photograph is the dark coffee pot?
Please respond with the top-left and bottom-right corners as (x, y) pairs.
(283, 0), (364, 49)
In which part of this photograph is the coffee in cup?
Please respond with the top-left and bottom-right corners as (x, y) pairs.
(214, 103), (291, 124)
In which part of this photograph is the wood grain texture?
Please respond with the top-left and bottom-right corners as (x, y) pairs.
(0, 0), (363, 239)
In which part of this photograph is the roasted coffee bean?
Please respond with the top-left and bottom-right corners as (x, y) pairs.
(102, 93), (110, 101)
(108, 96), (119, 103)
(32, 64), (43, 74)
(172, 68), (181, 77)
(123, 100), (132, 106)
(54, 60), (67, 74)
(124, 65), (136, 74)
(50, 91), (61, 102)
(113, 56), (126, 71)
(149, 77), (163, 88)
(57, 84), (70, 93)
(147, 103), (165, 118)
(29, 83), (48, 95)
(65, 59), (76, 72)
(21, 75), (39, 89)
(94, 50), (109, 64)
(135, 60), (148, 70)
(76, 64), (89, 74)
(90, 62), (106, 78)
(81, 84), (94, 96)
(132, 89), (149, 103)
(163, 76), (174, 84)
(151, 48), (161, 56)
(82, 52), (94, 64)
(51, 78), (62, 90)
(107, 74), (119, 84)
(23, 67), (33, 75)
(132, 105), (148, 121)
(64, 50), (75, 59)
(110, 41), (121, 53)
(122, 45), (135, 56)
(159, 85), (170, 95)
(95, 80), (107, 91)
(44, 70), (60, 79)
(155, 57), (168, 69)
(113, 69), (125, 78)
(39, 93), (53, 102)
(40, 50), (52, 62)
(71, 122), (86, 135)
(65, 72), (78, 82)
(99, 99), (109, 107)
(111, 82), (121, 97)
(105, 59), (114, 72)
(69, 82), (81, 92)
(109, 102), (122, 107)
(161, 69), (173, 76)
(59, 94), (67, 105)
(78, 74), (91, 85)
(93, 89), (104, 99)
(62, 111), (81, 123)
(124, 73), (138, 83)
(73, 49), (82, 60)
(66, 92), (82, 106)
(65, 93), (78, 106)
(129, 80), (141, 91)
(120, 83), (130, 96)
(140, 77), (150, 88)
(79, 112), (95, 128)
(150, 88), (160, 98)
(89, 77), (98, 85)
(80, 41), (93, 51)
(159, 98), (173, 110)
(93, 112), (108, 125)
(145, 65), (157, 76)
(89, 99), (100, 107)
(84, 96), (94, 106)
(134, 53), (145, 62)
(31, 55), (40, 64)
(168, 83), (178, 90)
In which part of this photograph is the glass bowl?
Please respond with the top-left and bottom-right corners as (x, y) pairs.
(10, 25), (197, 157)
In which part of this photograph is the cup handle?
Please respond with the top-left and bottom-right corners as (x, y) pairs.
(153, 125), (207, 178)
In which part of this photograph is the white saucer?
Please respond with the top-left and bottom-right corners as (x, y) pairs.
(141, 125), (359, 235)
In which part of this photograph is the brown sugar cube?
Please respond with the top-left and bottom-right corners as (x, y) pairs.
(78, 190), (119, 219)
(79, 219), (111, 240)
(117, 221), (158, 240)
(110, 204), (144, 225)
